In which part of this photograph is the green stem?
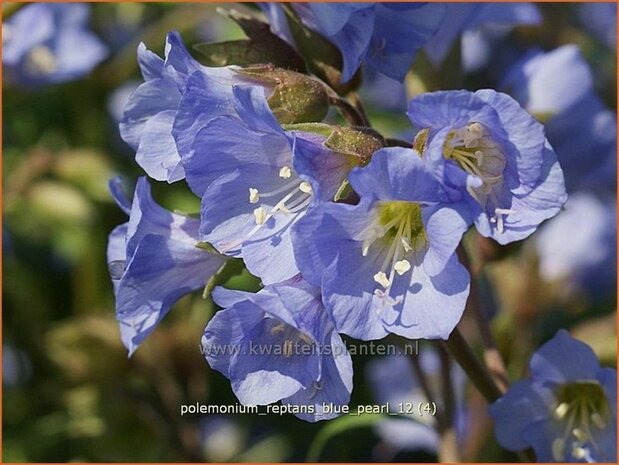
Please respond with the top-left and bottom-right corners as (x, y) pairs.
(457, 243), (510, 393)
(328, 94), (367, 126)
(442, 328), (502, 404)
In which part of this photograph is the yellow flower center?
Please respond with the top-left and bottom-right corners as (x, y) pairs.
(551, 381), (612, 461)
(361, 201), (427, 308)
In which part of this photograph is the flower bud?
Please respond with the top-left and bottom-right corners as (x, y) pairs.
(238, 65), (329, 124)
(324, 126), (385, 165)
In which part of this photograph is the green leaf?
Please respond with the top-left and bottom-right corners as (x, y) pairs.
(193, 10), (306, 72)
(280, 4), (362, 94)
(306, 413), (386, 461)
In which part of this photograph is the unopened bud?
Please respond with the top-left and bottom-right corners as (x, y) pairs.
(324, 126), (385, 165)
(238, 65), (328, 124)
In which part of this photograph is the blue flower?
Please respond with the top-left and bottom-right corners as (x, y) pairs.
(408, 89), (567, 244)
(261, 3), (446, 82)
(535, 192), (617, 300)
(201, 276), (353, 422)
(489, 330), (617, 462)
(501, 45), (616, 195)
(119, 31), (247, 183)
(107, 177), (227, 355)
(578, 3), (616, 49)
(3, 3), (108, 86)
(292, 148), (471, 340)
(424, 3), (541, 67)
(174, 77), (355, 285)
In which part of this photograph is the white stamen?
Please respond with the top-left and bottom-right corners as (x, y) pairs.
(394, 259), (411, 275)
(555, 402), (569, 420)
(492, 208), (516, 234)
(253, 207), (267, 225)
(271, 322), (286, 335)
(401, 237), (412, 252)
(299, 181), (313, 195)
(552, 438), (565, 461)
(458, 122), (483, 148)
(572, 428), (588, 442)
(279, 166), (292, 179)
(373, 271), (390, 289)
(591, 412), (607, 429)
(298, 333), (314, 345)
(249, 187), (260, 204)
(571, 446), (587, 460)
(26, 45), (58, 75)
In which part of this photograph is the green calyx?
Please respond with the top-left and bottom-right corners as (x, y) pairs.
(238, 65), (329, 124)
(324, 126), (385, 165)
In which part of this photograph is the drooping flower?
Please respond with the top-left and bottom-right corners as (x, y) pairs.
(261, 2), (447, 82)
(173, 77), (359, 285)
(292, 147), (471, 341)
(107, 177), (227, 355)
(489, 330), (617, 462)
(3, 3), (108, 86)
(424, 3), (541, 68)
(202, 276), (353, 422)
(119, 31), (242, 183)
(408, 89), (567, 244)
(534, 192), (617, 300)
(501, 45), (616, 194)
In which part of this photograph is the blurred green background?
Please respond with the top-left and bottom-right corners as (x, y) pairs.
(3, 3), (616, 462)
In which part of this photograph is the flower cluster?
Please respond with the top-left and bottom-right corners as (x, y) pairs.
(108, 23), (570, 426)
(3, 3), (108, 86)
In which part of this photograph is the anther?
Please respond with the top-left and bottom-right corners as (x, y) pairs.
(591, 412), (607, 429)
(253, 207), (267, 225)
(572, 428), (588, 442)
(555, 402), (569, 420)
(299, 181), (313, 195)
(552, 438), (565, 461)
(373, 272), (391, 289)
(394, 259), (411, 275)
(279, 166), (292, 179)
(271, 322), (286, 335)
(27, 45), (58, 75)
(249, 187), (260, 204)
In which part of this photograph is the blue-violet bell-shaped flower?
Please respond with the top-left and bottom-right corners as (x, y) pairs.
(261, 2), (446, 83)
(119, 31), (254, 183)
(174, 78), (358, 285)
(107, 177), (227, 355)
(489, 330), (617, 462)
(501, 45), (616, 195)
(3, 3), (108, 86)
(292, 147), (471, 341)
(202, 276), (353, 422)
(408, 89), (567, 244)
(424, 3), (541, 67)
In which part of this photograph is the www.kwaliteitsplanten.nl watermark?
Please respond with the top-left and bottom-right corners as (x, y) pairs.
(199, 339), (419, 358)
